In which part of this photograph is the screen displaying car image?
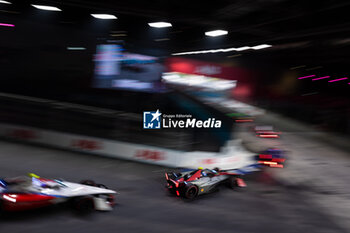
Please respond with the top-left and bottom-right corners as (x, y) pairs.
(93, 44), (165, 92)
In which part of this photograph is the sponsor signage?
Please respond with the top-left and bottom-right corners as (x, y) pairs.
(134, 150), (165, 161)
(165, 57), (253, 81)
(0, 123), (257, 170)
(71, 139), (102, 150)
(6, 129), (38, 140)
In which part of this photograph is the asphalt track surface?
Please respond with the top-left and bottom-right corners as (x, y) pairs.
(0, 116), (350, 233)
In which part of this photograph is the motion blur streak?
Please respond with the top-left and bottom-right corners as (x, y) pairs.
(257, 134), (279, 138)
(172, 44), (272, 55)
(0, 1), (349, 232)
(312, 76), (330, 81)
(91, 14), (117, 19)
(298, 75), (315, 79)
(235, 119), (254, 122)
(259, 161), (277, 165)
(0, 23), (15, 27)
(269, 164), (284, 168)
(31, 4), (62, 12)
(148, 22), (172, 28)
(67, 47), (86, 50)
(0, 0), (11, 4)
(2, 194), (16, 202)
(328, 77), (348, 82)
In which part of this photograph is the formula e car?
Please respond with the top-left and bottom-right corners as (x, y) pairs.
(257, 148), (286, 168)
(0, 174), (117, 214)
(165, 168), (246, 200)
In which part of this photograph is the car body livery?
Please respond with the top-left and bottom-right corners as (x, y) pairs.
(0, 174), (117, 214)
(165, 168), (247, 200)
(257, 148), (286, 168)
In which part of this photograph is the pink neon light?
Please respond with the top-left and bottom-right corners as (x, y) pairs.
(312, 76), (330, 81)
(298, 75), (315, 79)
(328, 77), (348, 83)
(0, 23), (15, 27)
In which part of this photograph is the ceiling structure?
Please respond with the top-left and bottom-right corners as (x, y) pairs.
(1, 0), (349, 69)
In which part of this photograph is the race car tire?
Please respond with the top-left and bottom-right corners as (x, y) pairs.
(184, 185), (198, 200)
(166, 186), (176, 195)
(71, 196), (94, 215)
(99, 194), (116, 207)
(227, 176), (238, 189)
(80, 180), (96, 186)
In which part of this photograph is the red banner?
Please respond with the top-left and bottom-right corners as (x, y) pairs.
(165, 57), (254, 82)
(165, 57), (256, 99)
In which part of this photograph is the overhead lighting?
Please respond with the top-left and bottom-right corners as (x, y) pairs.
(0, 0), (11, 4)
(148, 22), (172, 28)
(290, 65), (306, 70)
(205, 30), (228, 37)
(0, 23), (14, 27)
(110, 34), (127, 37)
(235, 46), (250, 51)
(154, 38), (170, 42)
(31, 4), (62, 11)
(306, 66), (322, 71)
(110, 30), (127, 33)
(67, 47), (86, 50)
(172, 44), (272, 56)
(91, 14), (117, 19)
(251, 44), (272, 50)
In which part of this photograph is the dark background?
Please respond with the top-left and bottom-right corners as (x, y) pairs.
(0, 0), (349, 133)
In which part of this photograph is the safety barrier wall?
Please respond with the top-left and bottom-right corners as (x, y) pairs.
(0, 123), (257, 170)
(0, 92), (227, 152)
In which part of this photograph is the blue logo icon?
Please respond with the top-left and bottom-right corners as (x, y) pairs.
(143, 110), (162, 129)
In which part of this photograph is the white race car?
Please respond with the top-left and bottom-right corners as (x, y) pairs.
(0, 173), (117, 214)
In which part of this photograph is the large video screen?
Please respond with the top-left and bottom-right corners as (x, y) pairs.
(92, 44), (165, 92)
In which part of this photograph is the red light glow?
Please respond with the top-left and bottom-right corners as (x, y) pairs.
(258, 134), (279, 138)
(236, 178), (247, 187)
(259, 161), (277, 165)
(270, 164), (284, 168)
(235, 119), (253, 123)
(271, 158), (286, 163)
(259, 154), (273, 159)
